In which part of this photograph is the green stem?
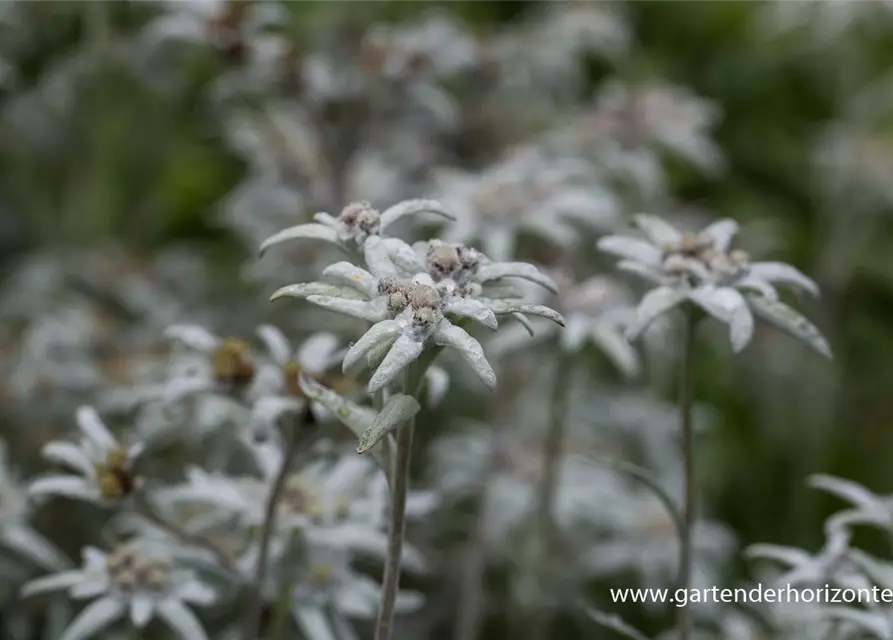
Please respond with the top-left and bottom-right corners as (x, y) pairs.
(374, 365), (420, 640)
(529, 353), (574, 640)
(677, 314), (698, 640)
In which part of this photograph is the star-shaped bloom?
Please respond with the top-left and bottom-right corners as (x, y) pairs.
(29, 406), (143, 505)
(598, 213), (832, 357)
(22, 540), (215, 640)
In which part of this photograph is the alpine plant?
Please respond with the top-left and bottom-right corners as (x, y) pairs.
(598, 213), (832, 358)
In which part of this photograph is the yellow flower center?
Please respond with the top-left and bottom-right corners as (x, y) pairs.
(94, 447), (135, 500)
(212, 337), (255, 392)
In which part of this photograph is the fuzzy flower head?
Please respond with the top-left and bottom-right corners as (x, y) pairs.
(29, 406), (143, 505)
(265, 197), (565, 398)
(598, 214), (832, 357)
(22, 540), (215, 640)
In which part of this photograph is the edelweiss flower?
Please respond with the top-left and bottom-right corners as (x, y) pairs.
(433, 147), (619, 261)
(598, 214), (832, 357)
(29, 406), (143, 505)
(22, 541), (215, 640)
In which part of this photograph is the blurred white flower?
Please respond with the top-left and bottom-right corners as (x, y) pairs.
(29, 406), (143, 505)
(599, 213), (831, 357)
(22, 540), (215, 640)
(433, 146), (620, 261)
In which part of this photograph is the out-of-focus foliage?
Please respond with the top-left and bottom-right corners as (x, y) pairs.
(2, 1), (893, 639)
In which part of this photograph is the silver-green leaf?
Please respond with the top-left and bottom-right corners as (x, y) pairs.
(357, 394), (421, 454)
(745, 294), (832, 359)
(259, 223), (339, 256)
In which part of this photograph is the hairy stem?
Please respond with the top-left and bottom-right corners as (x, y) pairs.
(677, 314), (698, 640)
(242, 410), (316, 640)
(529, 354), (574, 640)
(133, 491), (240, 579)
(374, 366), (419, 640)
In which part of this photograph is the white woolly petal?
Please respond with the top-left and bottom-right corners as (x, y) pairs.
(368, 335), (425, 393)
(625, 286), (685, 341)
(633, 213), (682, 246)
(297, 332), (342, 373)
(687, 286), (754, 353)
(258, 223), (340, 256)
(475, 262), (558, 293)
(22, 570), (87, 597)
(28, 476), (97, 502)
(256, 325), (292, 367)
(305, 296), (389, 322)
(58, 596), (124, 640)
(42, 442), (94, 477)
(379, 199), (455, 230)
(444, 297), (498, 329)
(271, 283), (365, 302)
(700, 218), (739, 252)
(382, 237), (426, 274)
(423, 366), (450, 406)
(597, 236), (663, 267)
(434, 320), (496, 391)
(748, 261), (820, 297)
(293, 605), (337, 640)
(362, 236), (399, 277)
(70, 575), (111, 599)
(130, 594), (155, 628)
(164, 325), (220, 351)
(322, 262), (379, 298)
(174, 580), (217, 606)
(342, 321), (402, 374)
(76, 406), (116, 450)
(733, 275), (779, 301)
(156, 598), (209, 640)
